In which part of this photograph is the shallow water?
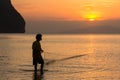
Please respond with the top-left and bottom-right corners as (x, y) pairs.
(0, 34), (120, 80)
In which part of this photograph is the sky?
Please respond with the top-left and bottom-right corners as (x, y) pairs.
(12, 0), (120, 34)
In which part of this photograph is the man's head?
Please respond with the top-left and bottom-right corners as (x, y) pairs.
(36, 34), (42, 41)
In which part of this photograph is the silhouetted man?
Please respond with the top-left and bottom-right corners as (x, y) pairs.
(32, 34), (44, 74)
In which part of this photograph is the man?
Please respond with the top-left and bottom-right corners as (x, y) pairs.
(32, 34), (44, 74)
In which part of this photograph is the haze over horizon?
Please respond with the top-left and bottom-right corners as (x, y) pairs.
(12, 0), (120, 34)
(26, 19), (120, 34)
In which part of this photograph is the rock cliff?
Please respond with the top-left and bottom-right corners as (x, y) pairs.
(0, 0), (25, 33)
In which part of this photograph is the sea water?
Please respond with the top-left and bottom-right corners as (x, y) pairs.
(0, 34), (120, 80)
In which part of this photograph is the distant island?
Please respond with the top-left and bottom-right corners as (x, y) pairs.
(0, 0), (25, 33)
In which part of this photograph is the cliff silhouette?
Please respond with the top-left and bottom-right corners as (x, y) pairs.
(0, 0), (25, 33)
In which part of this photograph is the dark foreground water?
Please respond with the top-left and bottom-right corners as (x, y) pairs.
(0, 34), (120, 80)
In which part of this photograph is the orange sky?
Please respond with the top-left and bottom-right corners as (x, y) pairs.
(12, 0), (120, 21)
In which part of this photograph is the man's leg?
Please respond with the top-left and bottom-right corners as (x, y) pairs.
(40, 63), (44, 74)
(34, 64), (37, 71)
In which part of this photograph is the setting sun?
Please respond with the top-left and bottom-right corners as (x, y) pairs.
(88, 15), (97, 21)
(85, 13), (99, 21)
(89, 18), (95, 21)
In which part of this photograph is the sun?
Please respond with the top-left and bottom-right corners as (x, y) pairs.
(86, 13), (98, 21)
(89, 18), (95, 21)
(82, 11), (101, 21)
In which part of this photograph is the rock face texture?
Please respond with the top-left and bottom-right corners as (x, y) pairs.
(0, 0), (25, 33)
